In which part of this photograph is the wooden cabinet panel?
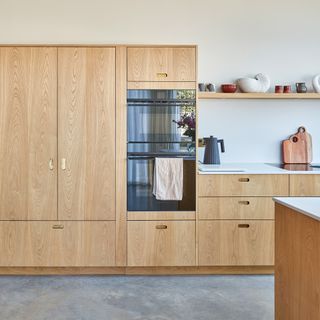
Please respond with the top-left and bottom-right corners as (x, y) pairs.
(127, 221), (196, 266)
(199, 220), (274, 266)
(58, 48), (116, 220)
(198, 197), (274, 220)
(290, 175), (320, 196)
(0, 221), (115, 266)
(198, 174), (289, 197)
(0, 47), (57, 220)
(127, 47), (196, 81)
(127, 211), (196, 221)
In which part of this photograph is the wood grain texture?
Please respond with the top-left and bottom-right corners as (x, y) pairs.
(0, 266), (273, 275)
(199, 220), (274, 266)
(275, 203), (320, 320)
(198, 174), (289, 197)
(115, 46), (127, 266)
(127, 211), (195, 221)
(0, 221), (115, 266)
(0, 47), (57, 220)
(127, 221), (196, 266)
(127, 82), (196, 90)
(289, 174), (320, 196)
(127, 47), (196, 82)
(58, 48), (116, 220)
(198, 197), (275, 220)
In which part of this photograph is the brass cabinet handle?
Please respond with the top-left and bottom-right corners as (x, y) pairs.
(49, 158), (54, 170)
(52, 224), (64, 229)
(238, 178), (250, 182)
(238, 224), (250, 228)
(238, 200), (250, 205)
(156, 225), (168, 230)
(156, 72), (168, 78)
(61, 158), (66, 170)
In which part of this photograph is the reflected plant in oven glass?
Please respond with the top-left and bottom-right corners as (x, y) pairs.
(173, 112), (196, 141)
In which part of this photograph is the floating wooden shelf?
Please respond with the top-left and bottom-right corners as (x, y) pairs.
(198, 92), (320, 100)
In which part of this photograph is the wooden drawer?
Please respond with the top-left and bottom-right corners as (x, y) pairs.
(127, 221), (196, 266)
(199, 220), (274, 266)
(290, 175), (320, 196)
(198, 174), (289, 197)
(198, 197), (274, 220)
(127, 47), (196, 82)
(0, 221), (115, 267)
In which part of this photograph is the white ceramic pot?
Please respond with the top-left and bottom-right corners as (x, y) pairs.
(237, 73), (270, 93)
(312, 74), (320, 93)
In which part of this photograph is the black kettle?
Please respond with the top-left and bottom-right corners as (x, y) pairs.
(203, 136), (225, 164)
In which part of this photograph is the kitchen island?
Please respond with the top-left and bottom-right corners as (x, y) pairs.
(274, 197), (320, 320)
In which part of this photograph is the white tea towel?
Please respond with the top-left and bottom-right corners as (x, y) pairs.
(152, 158), (183, 201)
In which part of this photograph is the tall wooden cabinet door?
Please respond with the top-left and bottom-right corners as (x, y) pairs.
(0, 47), (57, 220)
(58, 48), (116, 220)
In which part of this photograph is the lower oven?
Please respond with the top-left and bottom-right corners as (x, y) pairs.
(127, 155), (195, 211)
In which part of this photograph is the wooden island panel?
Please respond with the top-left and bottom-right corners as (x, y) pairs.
(275, 203), (320, 320)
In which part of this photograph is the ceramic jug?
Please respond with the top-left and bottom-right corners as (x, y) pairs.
(296, 82), (307, 93)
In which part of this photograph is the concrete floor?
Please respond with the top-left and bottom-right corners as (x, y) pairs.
(0, 275), (273, 320)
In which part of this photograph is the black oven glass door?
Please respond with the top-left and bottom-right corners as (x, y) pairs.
(127, 157), (195, 211)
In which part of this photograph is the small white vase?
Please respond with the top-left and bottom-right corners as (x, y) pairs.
(312, 74), (320, 93)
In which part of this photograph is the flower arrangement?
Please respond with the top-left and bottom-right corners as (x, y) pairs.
(173, 112), (196, 141)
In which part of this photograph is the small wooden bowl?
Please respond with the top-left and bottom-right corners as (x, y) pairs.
(221, 84), (237, 93)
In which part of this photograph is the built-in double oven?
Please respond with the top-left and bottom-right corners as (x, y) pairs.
(127, 89), (196, 211)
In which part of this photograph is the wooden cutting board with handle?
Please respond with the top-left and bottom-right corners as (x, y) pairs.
(282, 126), (313, 164)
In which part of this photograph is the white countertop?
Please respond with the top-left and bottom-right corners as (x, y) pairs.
(198, 163), (320, 175)
(274, 197), (320, 221)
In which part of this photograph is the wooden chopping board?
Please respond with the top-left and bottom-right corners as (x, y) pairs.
(282, 126), (313, 164)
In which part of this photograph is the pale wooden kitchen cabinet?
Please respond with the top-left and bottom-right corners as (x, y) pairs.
(127, 221), (196, 266)
(289, 174), (320, 196)
(198, 174), (289, 266)
(0, 46), (117, 269)
(0, 47), (57, 220)
(198, 197), (275, 220)
(0, 221), (115, 266)
(127, 47), (196, 82)
(198, 174), (289, 197)
(199, 220), (274, 266)
(58, 48), (116, 220)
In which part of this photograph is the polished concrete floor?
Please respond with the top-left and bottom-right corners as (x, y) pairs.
(0, 275), (273, 320)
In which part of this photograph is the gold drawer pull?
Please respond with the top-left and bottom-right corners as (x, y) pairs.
(238, 224), (250, 228)
(238, 200), (250, 205)
(52, 224), (64, 230)
(156, 225), (168, 230)
(156, 72), (168, 78)
(61, 158), (66, 171)
(239, 178), (250, 182)
(49, 158), (54, 171)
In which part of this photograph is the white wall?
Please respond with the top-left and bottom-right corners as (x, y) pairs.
(1, 0), (319, 162)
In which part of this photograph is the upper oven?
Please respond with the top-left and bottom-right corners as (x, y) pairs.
(127, 89), (196, 212)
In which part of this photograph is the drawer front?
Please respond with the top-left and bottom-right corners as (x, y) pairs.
(290, 175), (320, 196)
(127, 221), (196, 266)
(0, 222), (115, 267)
(127, 47), (196, 82)
(198, 174), (289, 197)
(198, 197), (274, 220)
(199, 220), (274, 266)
